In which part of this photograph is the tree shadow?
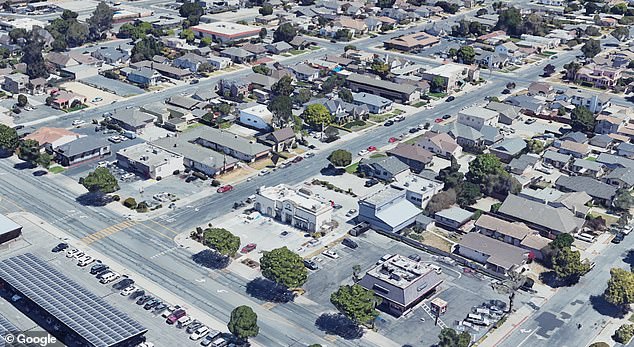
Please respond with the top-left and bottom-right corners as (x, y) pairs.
(589, 294), (627, 319)
(539, 271), (576, 289)
(623, 250), (634, 270)
(315, 313), (364, 340)
(245, 277), (295, 303)
(320, 165), (345, 176)
(0, 150), (12, 159)
(191, 249), (230, 270)
(76, 192), (112, 206)
(13, 161), (36, 170)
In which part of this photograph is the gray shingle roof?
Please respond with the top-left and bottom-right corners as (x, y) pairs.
(352, 92), (393, 108)
(110, 109), (155, 128)
(572, 158), (603, 172)
(187, 127), (269, 156)
(597, 153), (634, 169)
(491, 137), (526, 155)
(347, 73), (417, 95)
(543, 150), (571, 163)
(498, 194), (584, 234)
(361, 156), (409, 176)
(556, 175), (617, 201)
(435, 206), (473, 222)
(55, 136), (109, 157)
(605, 167), (634, 186)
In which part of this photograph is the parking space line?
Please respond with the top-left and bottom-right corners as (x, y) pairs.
(81, 220), (137, 245)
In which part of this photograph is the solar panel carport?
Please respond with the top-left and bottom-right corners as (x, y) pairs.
(0, 253), (147, 347)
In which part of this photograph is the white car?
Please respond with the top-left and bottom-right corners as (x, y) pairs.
(189, 325), (209, 340)
(137, 342), (154, 347)
(99, 271), (120, 284)
(72, 119), (85, 126)
(77, 255), (95, 267)
(536, 166), (553, 175)
(358, 149), (369, 156)
(259, 169), (270, 176)
(66, 248), (80, 258)
(322, 250), (340, 259)
(73, 251), (85, 259)
(177, 316), (192, 328)
(97, 161), (108, 167)
(121, 285), (137, 296)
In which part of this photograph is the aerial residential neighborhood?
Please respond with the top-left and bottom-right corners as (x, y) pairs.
(1, 0), (634, 346)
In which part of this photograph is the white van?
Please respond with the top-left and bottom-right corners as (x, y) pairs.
(99, 271), (120, 284)
(427, 264), (442, 275)
(575, 233), (596, 243)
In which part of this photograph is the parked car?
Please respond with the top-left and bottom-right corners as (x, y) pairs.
(364, 178), (379, 187)
(612, 232), (625, 244)
(322, 250), (340, 259)
(190, 326), (210, 340)
(303, 259), (319, 270)
(167, 309), (187, 324)
(144, 299), (161, 310)
(408, 254), (421, 262)
(367, 146), (377, 152)
(358, 149), (369, 156)
(120, 285), (137, 296)
(442, 114), (451, 120)
(72, 119), (85, 126)
(292, 156), (304, 163)
(113, 278), (134, 290)
(66, 248), (80, 258)
(342, 238), (358, 249)
(52, 243), (68, 252)
(90, 263), (109, 275)
(241, 243), (257, 253)
(345, 209), (357, 217)
(177, 316), (193, 328)
(136, 295), (152, 305)
(384, 120), (394, 126)
(201, 330), (222, 346)
(217, 185), (233, 193)
(304, 152), (315, 158)
(258, 169), (270, 176)
(77, 255), (95, 267)
(99, 272), (120, 284)
(388, 137), (397, 143)
(409, 127), (420, 133)
(445, 96), (455, 102)
(186, 320), (203, 334)
(434, 118), (443, 123)
(525, 118), (536, 124)
(394, 115), (405, 122)
(279, 231), (290, 238)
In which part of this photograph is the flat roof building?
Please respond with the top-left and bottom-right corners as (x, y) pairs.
(0, 214), (21, 244)
(346, 73), (420, 105)
(358, 187), (422, 233)
(191, 22), (261, 43)
(116, 142), (184, 179)
(358, 254), (443, 316)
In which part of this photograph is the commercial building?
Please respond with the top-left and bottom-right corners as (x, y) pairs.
(357, 187), (422, 233)
(151, 136), (238, 177)
(53, 137), (111, 166)
(384, 32), (440, 52)
(358, 254), (443, 316)
(254, 185), (333, 232)
(0, 253), (147, 347)
(457, 106), (499, 131)
(0, 214), (22, 244)
(191, 22), (261, 43)
(116, 143), (184, 179)
(390, 172), (444, 208)
(421, 63), (479, 93)
(346, 73), (420, 105)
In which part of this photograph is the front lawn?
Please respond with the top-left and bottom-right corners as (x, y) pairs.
(345, 162), (359, 174)
(48, 166), (65, 174)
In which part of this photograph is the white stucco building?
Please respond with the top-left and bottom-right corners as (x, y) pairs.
(239, 104), (273, 130)
(254, 185), (333, 232)
(457, 106), (499, 131)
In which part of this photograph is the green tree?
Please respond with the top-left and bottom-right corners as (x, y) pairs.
(328, 149), (352, 167)
(425, 189), (457, 216)
(335, 29), (352, 41)
(131, 36), (164, 63)
(613, 324), (634, 344)
(321, 75), (345, 93)
(227, 306), (259, 342)
(456, 182), (481, 206)
(271, 75), (295, 97)
(552, 247), (590, 283)
(8, 28), (27, 42)
(456, 46), (476, 64)
(466, 154), (505, 185)
(571, 106), (595, 132)
(87, 1), (114, 40)
(543, 64), (556, 77)
(613, 189), (634, 212)
(495, 7), (522, 36)
(338, 88), (353, 103)
(585, 26), (600, 37)
(16, 139), (40, 163)
(259, 28), (267, 40)
(80, 167), (119, 193)
(22, 30), (49, 79)
(292, 88), (312, 105)
(438, 327), (471, 347)
(268, 95), (293, 128)
(612, 26), (630, 41)
(564, 61), (582, 80)
(35, 152), (52, 169)
(252, 64), (271, 75)
(259, 4), (273, 15)
(377, 0), (395, 8)
(260, 246), (308, 288)
(611, 3), (628, 14)
(330, 284), (382, 326)
(179, 2), (204, 26)
(308, 344), (322, 347)
(430, 76), (446, 93)
(525, 139), (544, 154)
(370, 59), (390, 77)
(273, 23), (297, 43)
(550, 233), (574, 249)
(302, 104), (332, 128)
(202, 228), (240, 257)
(604, 268), (634, 307)
(200, 36), (212, 46)
(581, 39), (601, 58)
(17, 94), (27, 107)
(180, 28), (195, 43)
(344, 44), (356, 51)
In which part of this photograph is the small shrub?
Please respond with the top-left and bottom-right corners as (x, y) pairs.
(173, 170), (180, 175)
(123, 197), (137, 209)
(211, 179), (221, 187)
(589, 343), (609, 347)
(136, 201), (149, 213)
(614, 324), (634, 344)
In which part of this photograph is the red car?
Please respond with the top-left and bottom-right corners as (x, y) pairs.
(367, 146), (377, 152)
(217, 185), (233, 193)
(388, 137), (397, 143)
(292, 156), (303, 163)
(166, 309), (186, 324)
(434, 118), (443, 123)
(241, 243), (257, 253)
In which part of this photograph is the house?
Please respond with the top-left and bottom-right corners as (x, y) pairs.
(207, 56), (232, 70)
(421, 63), (480, 93)
(508, 154), (539, 175)
(555, 175), (617, 205)
(109, 109), (155, 132)
(91, 46), (130, 65)
(570, 158), (605, 178)
(574, 64), (623, 89)
(489, 137), (526, 163)
(53, 136), (111, 166)
(166, 95), (200, 110)
(173, 53), (208, 72)
(358, 156), (410, 181)
(358, 254), (443, 316)
(590, 134), (614, 149)
(49, 90), (85, 110)
(191, 22), (261, 43)
(568, 90), (611, 114)
(116, 142), (184, 179)
(440, 122), (485, 148)
(254, 184), (333, 232)
(346, 73), (420, 105)
(192, 88), (218, 102)
(220, 47), (256, 63)
(617, 142), (634, 159)
(504, 95), (544, 115)
(306, 98), (368, 124)
(290, 64), (319, 82)
(238, 103), (273, 130)
(416, 132), (462, 158)
(474, 50), (509, 69)
(434, 206), (474, 230)
(595, 114), (626, 135)
(542, 150), (572, 169)
(3, 73), (29, 94)
(384, 32), (440, 52)
(498, 194), (585, 237)
(151, 135), (239, 177)
(256, 127), (296, 152)
(28, 77), (47, 95)
(218, 79), (249, 99)
(486, 101), (520, 125)
(560, 131), (588, 144)
(519, 187), (591, 218)
(386, 143), (433, 173)
(130, 60), (192, 80)
(126, 67), (161, 87)
(457, 106), (499, 131)
(475, 214), (533, 247)
(188, 127), (270, 162)
(266, 42), (293, 55)
(24, 127), (83, 151)
(556, 140), (589, 159)
(458, 232), (529, 274)
(597, 153), (634, 170)
(241, 43), (267, 57)
(390, 172), (444, 208)
(358, 187), (423, 233)
(45, 52), (78, 70)
(352, 92), (393, 114)
(604, 167), (634, 189)
(527, 82), (554, 96)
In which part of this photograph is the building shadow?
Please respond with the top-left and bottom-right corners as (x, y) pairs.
(245, 277), (295, 303)
(191, 249), (230, 270)
(315, 313), (364, 340)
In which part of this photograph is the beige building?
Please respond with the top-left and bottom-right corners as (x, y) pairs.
(421, 63), (480, 93)
(254, 185), (333, 232)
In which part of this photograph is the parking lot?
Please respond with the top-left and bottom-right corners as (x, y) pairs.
(61, 81), (123, 105)
(303, 231), (512, 346)
(81, 75), (145, 97)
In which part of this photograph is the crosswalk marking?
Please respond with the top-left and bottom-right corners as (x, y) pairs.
(81, 220), (137, 245)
